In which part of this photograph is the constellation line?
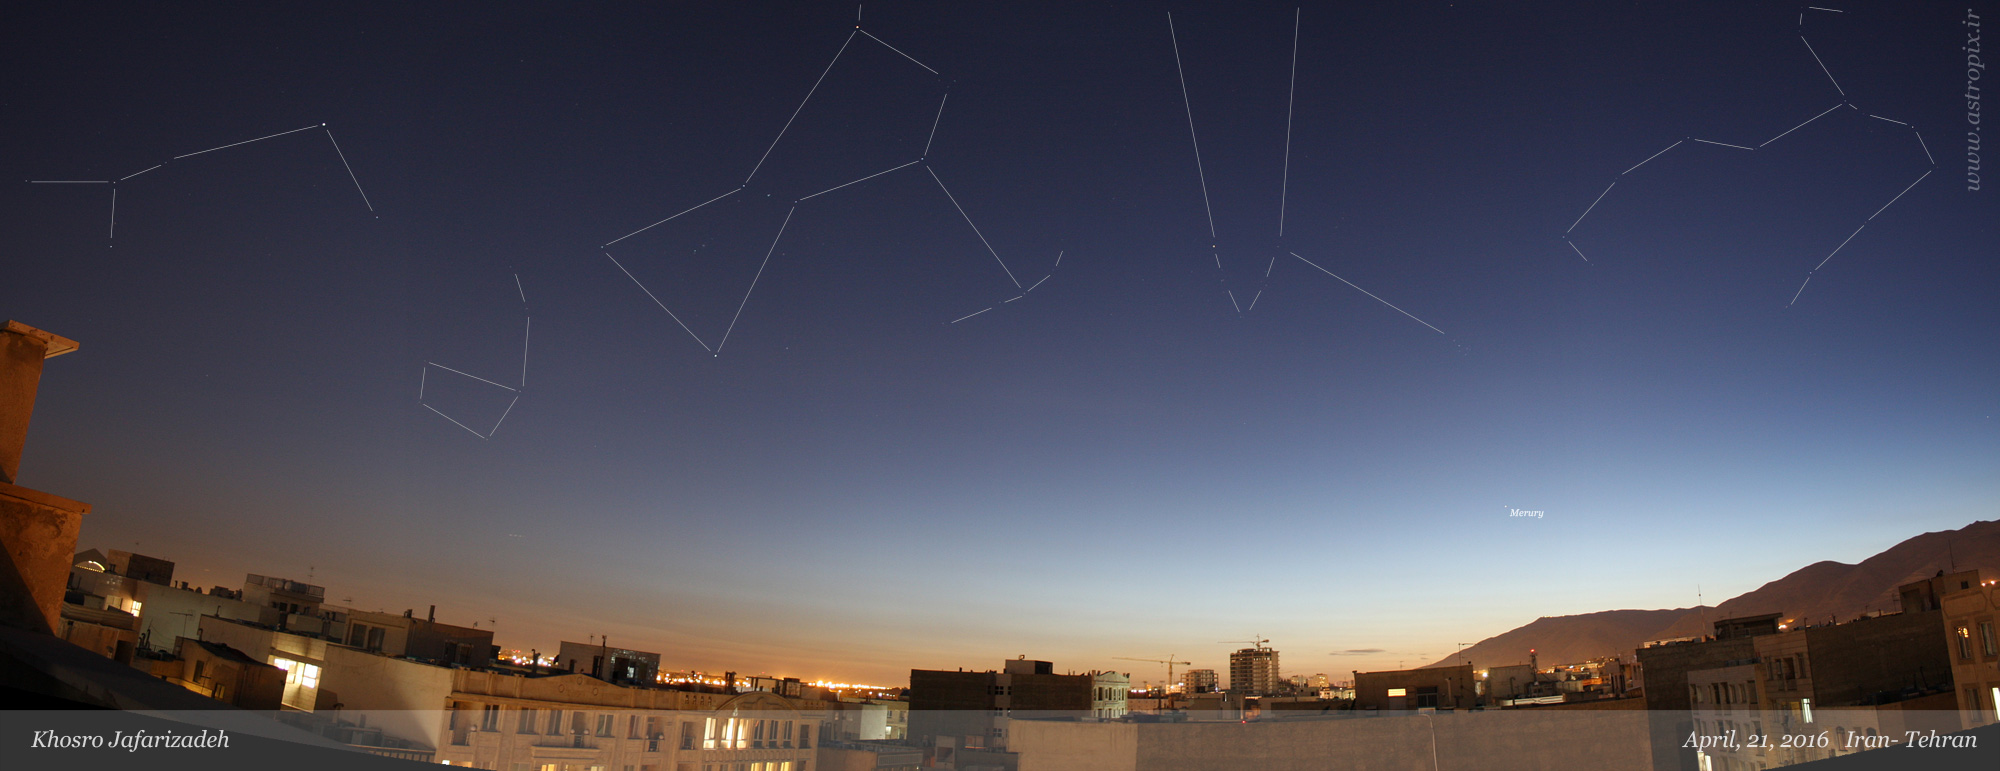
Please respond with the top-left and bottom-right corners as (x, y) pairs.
(1867, 169), (1930, 221)
(746, 31), (856, 185)
(1789, 275), (1813, 306)
(1167, 13), (1217, 239)
(427, 362), (518, 392)
(717, 206), (795, 353)
(1690, 138), (1755, 150)
(604, 251), (712, 351)
(1291, 252), (1445, 335)
(1568, 241), (1590, 262)
(924, 94), (948, 156)
(120, 165), (162, 181)
(520, 317), (531, 387)
(1568, 181), (1615, 233)
(1623, 140), (1683, 175)
(797, 159), (919, 201)
(173, 123), (321, 160)
(857, 29), (938, 75)
(1761, 103), (1844, 147)
(927, 166), (1021, 287)
(488, 396), (520, 437)
(1278, 7), (1299, 237)
(1813, 223), (1866, 271)
(423, 403), (487, 439)
(324, 129), (374, 212)
(950, 308), (992, 323)
(1800, 37), (1844, 95)
(604, 188), (739, 247)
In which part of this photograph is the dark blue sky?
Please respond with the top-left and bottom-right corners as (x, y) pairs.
(5, 1), (1994, 684)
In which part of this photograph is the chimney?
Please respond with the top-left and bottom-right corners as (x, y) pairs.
(0, 321), (78, 486)
(428, 605), (435, 623)
(0, 321), (88, 635)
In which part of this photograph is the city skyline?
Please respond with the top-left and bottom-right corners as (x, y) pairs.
(5, 0), (1995, 687)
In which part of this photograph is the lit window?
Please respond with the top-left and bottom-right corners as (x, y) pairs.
(1387, 688), (1406, 697)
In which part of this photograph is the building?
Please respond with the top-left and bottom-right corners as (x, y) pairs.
(1227, 647), (1279, 695)
(0, 321), (87, 637)
(908, 658), (1114, 764)
(130, 580), (281, 652)
(1090, 670), (1130, 719)
(1352, 664), (1478, 710)
(1638, 594), (1959, 771)
(241, 573), (326, 618)
(342, 606), (495, 666)
(824, 698), (909, 742)
(1940, 572), (2000, 726)
(554, 639), (662, 685)
(197, 615), (332, 711)
(1181, 668), (1217, 694)
(308, 647), (827, 769)
(161, 638), (286, 709)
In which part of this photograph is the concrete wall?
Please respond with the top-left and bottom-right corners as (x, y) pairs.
(319, 645), (456, 750)
(0, 483), (87, 634)
(1353, 664), (1476, 710)
(1010, 711), (1652, 771)
(135, 583), (273, 652)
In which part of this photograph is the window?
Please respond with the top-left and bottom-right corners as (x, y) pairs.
(704, 718), (718, 750)
(1981, 621), (1998, 657)
(548, 710), (565, 735)
(483, 704), (502, 731)
(630, 715), (641, 739)
(682, 721), (696, 750)
(1960, 627), (1976, 660)
(520, 708), (537, 733)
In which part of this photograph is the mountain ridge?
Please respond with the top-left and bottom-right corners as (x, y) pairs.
(1427, 519), (2000, 669)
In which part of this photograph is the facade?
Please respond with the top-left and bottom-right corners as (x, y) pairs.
(1941, 574), (2000, 726)
(310, 649), (826, 770)
(1227, 647), (1279, 695)
(131, 581), (279, 652)
(1352, 664), (1477, 710)
(825, 699), (909, 742)
(342, 607), (496, 666)
(556, 639), (663, 686)
(1089, 670), (1130, 719)
(241, 573), (326, 617)
(1180, 668), (1217, 694)
(165, 638), (286, 709)
(197, 615), (332, 711)
(908, 659), (1098, 755)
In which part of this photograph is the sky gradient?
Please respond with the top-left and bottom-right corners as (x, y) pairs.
(4, 0), (1996, 686)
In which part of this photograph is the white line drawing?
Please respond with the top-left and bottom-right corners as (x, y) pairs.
(1560, 7), (1938, 307)
(600, 8), (1066, 345)
(28, 122), (375, 240)
(420, 280), (532, 440)
(1163, 9), (1446, 336)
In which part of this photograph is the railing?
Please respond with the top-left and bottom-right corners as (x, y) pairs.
(354, 746), (434, 763)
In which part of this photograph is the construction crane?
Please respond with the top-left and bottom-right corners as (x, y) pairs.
(1218, 635), (1270, 651)
(1114, 655), (1193, 708)
(1113, 656), (1192, 693)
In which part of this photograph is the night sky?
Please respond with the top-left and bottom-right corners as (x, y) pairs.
(5, 1), (1995, 685)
